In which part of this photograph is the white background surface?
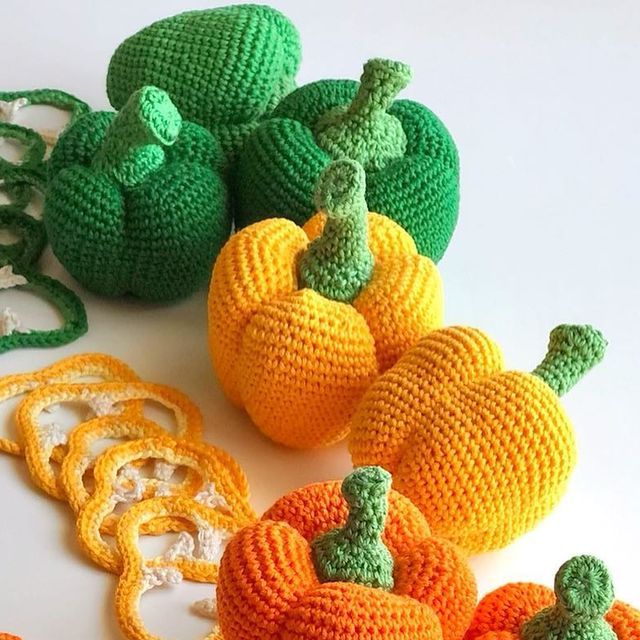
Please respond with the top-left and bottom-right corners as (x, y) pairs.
(1, 1), (639, 638)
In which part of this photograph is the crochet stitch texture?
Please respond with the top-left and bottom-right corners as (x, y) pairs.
(107, 3), (301, 161)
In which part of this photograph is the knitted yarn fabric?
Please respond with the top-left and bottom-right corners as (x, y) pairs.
(45, 86), (230, 303)
(208, 160), (443, 448)
(234, 58), (459, 260)
(349, 324), (607, 553)
(465, 555), (640, 640)
(107, 3), (301, 161)
(217, 467), (477, 640)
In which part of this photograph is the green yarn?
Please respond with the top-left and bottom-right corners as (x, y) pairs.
(532, 325), (608, 396)
(234, 59), (459, 261)
(0, 122), (46, 174)
(312, 466), (395, 591)
(106, 4), (301, 162)
(299, 160), (374, 303)
(521, 555), (616, 640)
(316, 59), (411, 171)
(0, 209), (46, 266)
(45, 88), (230, 303)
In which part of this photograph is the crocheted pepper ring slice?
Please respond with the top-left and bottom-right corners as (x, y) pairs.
(235, 57), (459, 260)
(464, 555), (640, 640)
(350, 323), (608, 553)
(44, 85), (230, 302)
(218, 466), (477, 640)
(208, 159), (443, 448)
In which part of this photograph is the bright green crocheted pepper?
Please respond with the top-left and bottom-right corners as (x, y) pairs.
(299, 160), (374, 303)
(521, 555), (617, 640)
(106, 4), (301, 162)
(311, 466), (395, 591)
(235, 57), (459, 261)
(45, 86), (230, 303)
(532, 325), (608, 396)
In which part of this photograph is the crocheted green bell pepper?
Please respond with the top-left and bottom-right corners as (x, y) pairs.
(106, 4), (301, 162)
(44, 86), (229, 303)
(234, 58), (459, 261)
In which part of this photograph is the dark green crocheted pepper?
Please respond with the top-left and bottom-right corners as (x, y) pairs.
(106, 4), (301, 162)
(234, 57), (459, 261)
(44, 86), (230, 303)
(521, 555), (617, 640)
(311, 466), (395, 591)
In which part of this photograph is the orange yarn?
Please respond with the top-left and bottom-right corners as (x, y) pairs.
(349, 324), (606, 553)
(465, 579), (639, 640)
(208, 212), (442, 449)
(217, 477), (476, 640)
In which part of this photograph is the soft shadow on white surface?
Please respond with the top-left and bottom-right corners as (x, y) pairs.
(1, 1), (639, 638)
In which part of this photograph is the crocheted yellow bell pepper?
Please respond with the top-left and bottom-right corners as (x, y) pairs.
(350, 324), (607, 553)
(208, 160), (443, 449)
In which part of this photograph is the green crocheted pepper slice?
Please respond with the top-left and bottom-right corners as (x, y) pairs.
(299, 160), (374, 303)
(0, 122), (46, 173)
(107, 4), (301, 162)
(234, 57), (459, 261)
(45, 86), (230, 303)
(521, 555), (617, 640)
(532, 325), (607, 396)
(0, 259), (87, 354)
(312, 466), (395, 591)
(0, 209), (46, 266)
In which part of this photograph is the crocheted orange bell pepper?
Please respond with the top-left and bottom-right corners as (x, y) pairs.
(465, 555), (639, 640)
(349, 324), (607, 553)
(208, 159), (442, 448)
(217, 466), (476, 640)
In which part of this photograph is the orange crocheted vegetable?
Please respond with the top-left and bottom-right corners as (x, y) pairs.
(465, 555), (640, 640)
(208, 159), (443, 448)
(217, 466), (476, 640)
(349, 324), (607, 553)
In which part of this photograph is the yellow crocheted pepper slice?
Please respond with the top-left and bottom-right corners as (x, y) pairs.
(60, 415), (196, 520)
(115, 496), (242, 640)
(76, 436), (254, 573)
(349, 324), (607, 553)
(208, 159), (443, 449)
(17, 381), (203, 500)
(0, 352), (140, 456)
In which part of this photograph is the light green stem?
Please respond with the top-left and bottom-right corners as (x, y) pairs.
(311, 466), (394, 590)
(315, 58), (412, 171)
(93, 86), (182, 187)
(298, 160), (374, 302)
(521, 555), (616, 640)
(532, 324), (607, 396)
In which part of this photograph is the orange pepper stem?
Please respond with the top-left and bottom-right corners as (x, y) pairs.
(314, 58), (412, 171)
(521, 555), (616, 640)
(93, 86), (182, 188)
(311, 466), (395, 590)
(298, 160), (374, 303)
(532, 324), (607, 396)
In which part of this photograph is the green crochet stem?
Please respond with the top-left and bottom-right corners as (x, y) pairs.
(298, 160), (374, 302)
(93, 86), (182, 188)
(311, 466), (395, 591)
(521, 555), (616, 640)
(315, 59), (411, 171)
(532, 324), (607, 396)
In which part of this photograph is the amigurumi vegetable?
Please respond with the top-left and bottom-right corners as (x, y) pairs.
(465, 555), (640, 640)
(106, 4), (301, 161)
(349, 324), (607, 553)
(218, 466), (477, 640)
(234, 57), (459, 260)
(208, 159), (443, 448)
(45, 85), (229, 303)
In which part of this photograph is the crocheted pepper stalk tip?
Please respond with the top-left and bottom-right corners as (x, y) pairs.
(349, 323), (607, 553)
(107, 4), (301, 162)
(235, 57), (459, 261)
(217, 466), (478, 640)
(465, 555), (640, 640)
(45, 86), (230, 303)
(208, 159), (443, 449)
